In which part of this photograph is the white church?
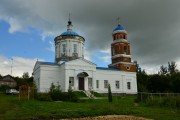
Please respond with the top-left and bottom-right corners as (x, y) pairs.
(33, 19), (137, 94)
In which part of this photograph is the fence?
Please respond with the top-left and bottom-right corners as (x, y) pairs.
(137, 92), (180, 103)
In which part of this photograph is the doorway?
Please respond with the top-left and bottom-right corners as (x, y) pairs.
(78, 77), (84, 90)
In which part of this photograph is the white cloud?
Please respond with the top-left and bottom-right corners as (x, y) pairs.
(101, 56), (111, 63)
(0, 56), (43, 77)
(46, 41), (55, 52)
(8, 17), (25, 33)
(100, 48), (111, 54)
(84, 47), (92, 61)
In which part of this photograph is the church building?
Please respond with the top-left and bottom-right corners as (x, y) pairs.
(33, 18), (137, 94)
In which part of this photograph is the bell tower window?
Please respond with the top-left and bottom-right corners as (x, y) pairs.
(124, 46), (128, 54)
(112, 47), (115, 55)
(123, 35), (126, 39)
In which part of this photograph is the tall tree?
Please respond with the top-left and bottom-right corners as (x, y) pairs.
(168, 61), (178, 75)
(108, 84), (112, 103)
(159, 65), (167, 75)
(22, 72), (30, 79)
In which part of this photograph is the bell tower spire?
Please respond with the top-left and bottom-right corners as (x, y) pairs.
(108, 20), (136, 72)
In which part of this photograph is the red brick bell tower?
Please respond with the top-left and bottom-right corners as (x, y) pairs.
(108, 22), (136, 72)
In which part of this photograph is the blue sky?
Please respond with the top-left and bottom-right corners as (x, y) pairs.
(1, 0), (180, 76)
(0, 19), (111, 76)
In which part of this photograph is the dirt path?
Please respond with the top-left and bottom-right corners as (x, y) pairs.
(62, 115), (153, 120)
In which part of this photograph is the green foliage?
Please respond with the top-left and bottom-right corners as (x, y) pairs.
(91, 91), (103, 97)
(137, 61), (180, 93)
(30, 82), (38, 99)
(168, 61), (178, 75)
(136, 93), (180, 109)
(47, 83), (79, 102)
(37, 93), (52, 101)
(1, 94), (180, 120)
(159, 65), (168, 75)
(22, 72), (30, 79)
(73, 91), (87, 97)
(0, 85), (11, 93)
(67, 86), (79, 102)
(49, 83), (62, 101)
(108, 84), (112, 103)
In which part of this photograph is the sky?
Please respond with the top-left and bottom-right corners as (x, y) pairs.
(0, 0), (180, 77)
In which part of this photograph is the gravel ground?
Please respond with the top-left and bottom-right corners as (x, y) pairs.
(62, 115), (153, 120)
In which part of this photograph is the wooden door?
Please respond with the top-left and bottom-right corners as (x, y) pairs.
(79, 77), (84, 90)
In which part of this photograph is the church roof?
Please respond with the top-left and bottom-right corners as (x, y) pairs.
(61, 31), (79, 36)
(113, 24), (125, 31)
(96, 67), (120, 71)
(38, 62), (58, 66)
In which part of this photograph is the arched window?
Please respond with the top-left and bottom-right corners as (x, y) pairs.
(123, 35), (126, 39)
(124, 46), (128, 54)
(112, 47), (115, 55)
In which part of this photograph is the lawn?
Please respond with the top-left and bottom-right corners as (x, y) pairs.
(0, 94), (180, 120)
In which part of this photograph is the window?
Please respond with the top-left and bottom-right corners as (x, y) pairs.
(116, 81), (120, 89)
(112, 47), (115, 55)
(96, 80), (99, 88)
(69, 77), (74, 87)
(126, 66), (130, 70)
(124, 46), (128, 54)
(88, 78), (92, 89)
(104, 80), (108, 88)
(123, 35), (126, 39)
(62, 44), (66, 53)
(127, 82), (131, 90)
(73, 44), (77, 53)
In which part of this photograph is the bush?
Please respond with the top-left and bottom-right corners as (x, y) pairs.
(74, 91), (87, 97)
(91, 91), (103, 97)
(67, 86), (79, 102)
(37, 93), (52, 101)
(49, 83), (62, 101)
(0, 85), (11, 93)
(162, 96), (180, 108)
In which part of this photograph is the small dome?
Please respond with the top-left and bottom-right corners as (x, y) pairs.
(113, 24), (125, 31)
(61, 31), (79, 36)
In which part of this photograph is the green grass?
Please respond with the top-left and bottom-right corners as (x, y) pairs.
(0, 94), (180, 120)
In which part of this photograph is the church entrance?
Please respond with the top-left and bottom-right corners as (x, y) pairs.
(77, 72), (89, 91)
(78, 77), (84, 90)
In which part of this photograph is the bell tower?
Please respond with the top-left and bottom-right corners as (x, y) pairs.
(108, 20), (136, 72)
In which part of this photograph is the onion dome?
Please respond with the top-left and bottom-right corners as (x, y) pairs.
(112, 24), (127, 34)
(61, 31), (79, 36)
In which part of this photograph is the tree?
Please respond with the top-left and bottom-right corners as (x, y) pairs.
(168, 61), (178, 75)
(137, 69), (148, 92)
(0, 74), (2, 79)
(22, 72), (30, 79)
(108, 84), (112, 103)
(159, 65), (167, 75)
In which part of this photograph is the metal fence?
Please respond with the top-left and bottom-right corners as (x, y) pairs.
(137, 92), (180, 103)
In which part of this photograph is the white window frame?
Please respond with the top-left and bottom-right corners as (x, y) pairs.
(127, 82), (131, 90)
(73, 44), (77, 53)
(88, 78), (93, 89)
(62, 44), (66, 54)
(115, 81), (120, 89)
(96, 80), (99, 89)
(69, 77), (74, 87)
(104, 80), (108, 88)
